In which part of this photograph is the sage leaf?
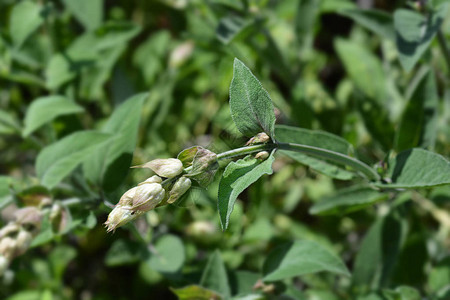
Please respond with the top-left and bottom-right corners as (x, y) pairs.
(62, 0), (103, 31)
(229, 58), (276, 139)
(263, 240), (351, 281)
(36, 130), (111, 189)
(23, 95), (84, 137)
(10, 0), (44, 48)
(218, 151), (275, 230)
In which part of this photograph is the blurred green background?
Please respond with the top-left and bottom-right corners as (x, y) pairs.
(0, 0), (450, 299)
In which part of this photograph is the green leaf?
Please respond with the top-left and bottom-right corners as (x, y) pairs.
(335, 38), (386, 103)
(218, 151), (275, 230)
(105, 239), (147, 267)
(353, 210), (407, 290)
(36, 130), (111, 189)
(23, 96), (84, 137)
(170, 285), (222, 300)
(146, 234), (185, 273)
(9, 1), (44, 48)
(263, 240), (351, 281)
(382, 286), (421, 300)
(395, 71), (438, 152)
(200, 250), (231, 298)
(216, 15), (252, 44)
(275, 125), (355, 180)
(394, 5), (448, 72)
(380, 148), (450, 188)
(295, 0), (320, 46)
(49, 245), (77, 280)
(83, 93), (146, 191)
(309, 186), (388, 215)
(229, 58), (276, 139)
(339, 9), (395, 40)
(63, 0), (103, 31)
(428, 257), (450, 293)
(0, 110), (21, 135)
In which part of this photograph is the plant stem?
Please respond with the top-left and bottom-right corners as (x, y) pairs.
(437, 29), (450, 78)
(214, 142), (380, 181)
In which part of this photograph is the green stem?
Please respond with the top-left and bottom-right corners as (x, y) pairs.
(437, 30), (450, 77)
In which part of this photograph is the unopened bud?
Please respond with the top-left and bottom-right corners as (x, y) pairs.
(134, 158), (183, 178)
(15, 230), (32, 256)
(255, 151), (269, 160)
(14, 207), (41, 231)
(0, 223), (20, 239)
(104, 206), (139, 233)
(168, 177), (191, 204)
(138, 175), (162, 185)
(129, 183), (165, 211)
(169, 41), (194, 68)
(118, 186), (139, 206)
(246, 132), (270, 145)
(0, 237), (17, 260)
(0, 255), (8, 277)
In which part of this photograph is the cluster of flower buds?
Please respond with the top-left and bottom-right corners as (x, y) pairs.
(0, 207), (42, 277)
(105, 158), (192, 232)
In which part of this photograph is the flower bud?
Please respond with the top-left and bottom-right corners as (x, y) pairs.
(0, 255), (8, 277)
(168, 177), (191, 204)
(15, 229), (32, 256)
(246, 132), (270, 145)
(255, 151), (269, 160)
(130, 183), (165, 211)
(118, 186), (139, 206)
(104, 206), (140, 233)
(0, 237), (17, 260)
(138, 175), (162, 185)
(14, 207), (41, 232)
(169, 41), (194, 68)
(134, 158), (183, 178)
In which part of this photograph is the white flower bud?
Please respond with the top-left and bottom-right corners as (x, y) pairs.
(168, 177), (191, 204)
(255, 151), (269, 160)
(118, 186), (139, 206)
(169, 41), (194, 68)
(0, 255), (8, 277)
(104, 206), (140, 233)
(135, 158), (183, 178)
(0, 237), (17, 260)
(138, 175), (162, 185)
(15, 230), (32, 256)
(130, 183), (165, 211)
(0, 223), (20, 239)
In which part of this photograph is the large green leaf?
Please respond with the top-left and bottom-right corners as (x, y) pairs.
(380, 148), (450, 188)
(335, 38), (386, 103)
(263, 240), (351, 281)
(229, 58), (276, 139)
(353, 210), (407, 290)
(9, 1), (44, 48)
(23, 95), (84, 137)
(200, 250), (231, 298)
(146, 234), (185, 273)
(339, 9), (395, 40)
(218, 151), (275, 230)
(275, 125), (355, 179)
(309, 186), (388, 215)
(395, 71), (438, 152)
(36, 130), (111, 189)
(63, 0), (103, 31)
(394, 4), (448, 72)
(83, 93), (146, 191)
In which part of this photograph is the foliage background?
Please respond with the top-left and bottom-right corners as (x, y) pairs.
(0, 0), (449, 299)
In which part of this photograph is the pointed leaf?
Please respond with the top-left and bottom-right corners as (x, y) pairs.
(263, 240), (351, 281)
(83, 93), (146, 191)
(23, 96), (84, 137)
(275, 125), (355, 180)
(200, 250), (231, 298)
(36, 130), (111, 189)
(339, 9), (395, 40)
(394, 4), (448, 72)
(10, 1), (44, 48)
(63, 0), (103, 31)
(218, 151), (275, 230)
(229, 58), (276, 139)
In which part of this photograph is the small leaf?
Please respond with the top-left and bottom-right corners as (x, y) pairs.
(83, 93), (146, 191)
(216, 15), (252, 44)
(275, 125), (355, 180)
(339, 9), (395, 40)
(394, 4), (448, 72)
(23, 96), (84, 137)
(218, 151), (275, 230)
(381, 148), (450, 188)
(200, 250), (231, 298)
(36, 130), (111, 189)
(335, 38), (386, 103)
(146, 234), (185, 273)
(63, 0), (103, 31)
(395, 70), (438, 152)
(177, 146), (200, 168)
(229, 58), (276, 139)
(263, 240), (351, 281)
(170, 285), (222, 300)
(309, 186), (388, 215)
(9, 0), (44, 48)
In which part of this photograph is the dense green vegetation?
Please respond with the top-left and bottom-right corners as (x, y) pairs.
(0, 0), (450, 299)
